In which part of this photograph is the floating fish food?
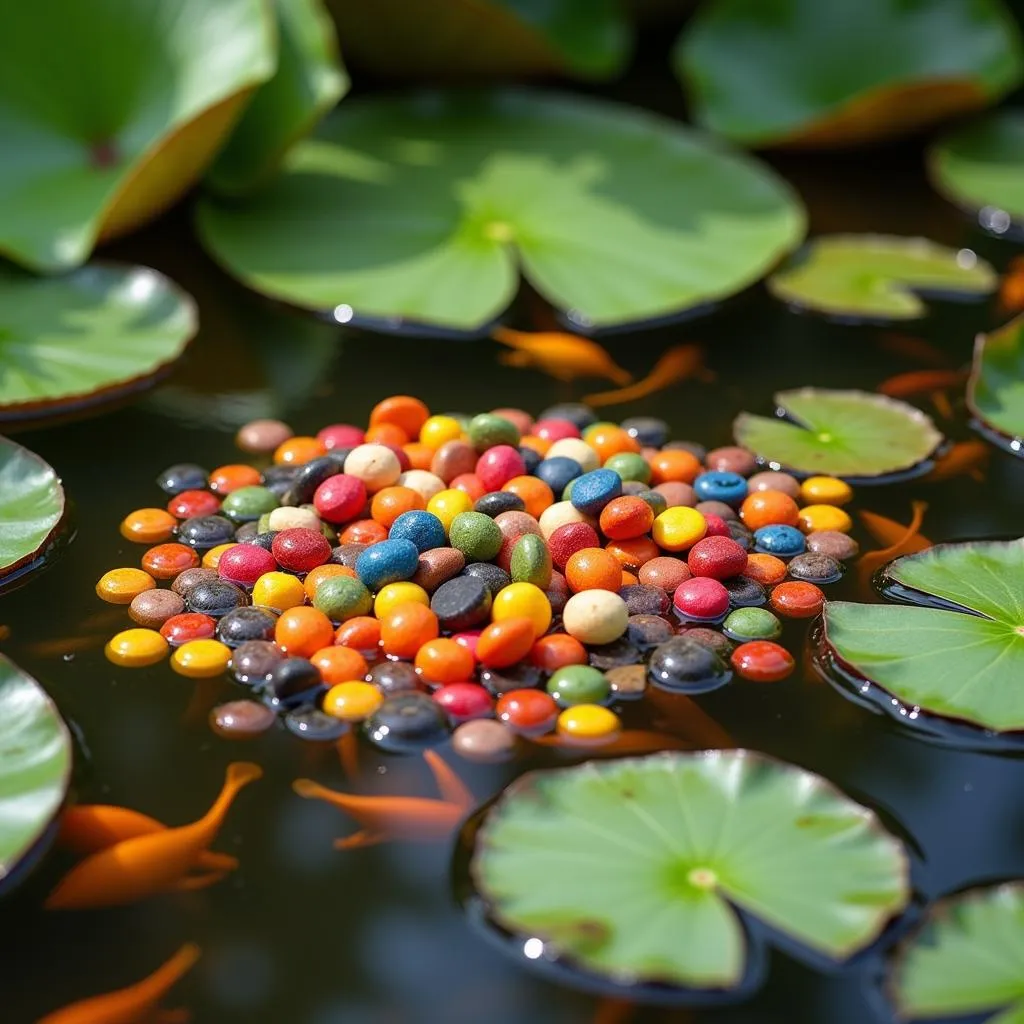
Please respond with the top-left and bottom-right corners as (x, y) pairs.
(97, 396), (868, 760)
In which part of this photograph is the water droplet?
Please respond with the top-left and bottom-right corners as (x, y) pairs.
(333, 303), (354, 324)
(523, 937), (544, 959)
(955, 248), (977, 269)
(979, 206), (1011, 234)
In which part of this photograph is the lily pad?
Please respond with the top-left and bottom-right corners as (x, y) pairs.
(0, 263), (197, 421)
(733, 389), (943, 480)
(767, 235), (998, 321)
(929, 109), (1024, 231)
(325, 0), (631, 81)
(208, 0), (349, 195)
(891, 883), (1024, 1022)
(823, 539), (1024, 734)
(0, 0), (275, 271)
(0, 655), (72, 885)
(968, 314), (1024, 453)
(471, 751), (909, 992)
(0, 437), (65, 588)
(196, 90), (806, 333)
(675, 0), (1024, 148)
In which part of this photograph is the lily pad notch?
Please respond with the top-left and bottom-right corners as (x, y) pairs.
(733, 388), (944, 481)
(822, 538), (1024, 744)
(196, 89), (807, 334)
(0, 655), (72, 890)
(968, 314), (1024, 455)
(469, 750), (910, 999)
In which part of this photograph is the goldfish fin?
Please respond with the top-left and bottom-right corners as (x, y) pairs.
(225, 762), (263, 788)
(196, 851), (238, 872)
(175, 869), (232, 892)
(696, 367), (717, 384)
(423, 750), (473, 810)
(606, 366), (634, 386)
(337, 731), (360, 779)
(930, 391), (954, 420)
(491, 327), (527, 347)
(497, 351), (531, 369)
(970, 467), (986, 483)
(334, 831), (384, 851)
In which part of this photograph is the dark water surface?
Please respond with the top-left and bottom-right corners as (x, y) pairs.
(2, 121), (1024, 1023)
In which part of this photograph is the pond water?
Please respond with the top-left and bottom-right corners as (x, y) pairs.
(3, 96), (1024, 1024)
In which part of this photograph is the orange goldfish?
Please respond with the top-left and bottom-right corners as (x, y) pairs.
(924, 440), (989, 483)
(36, 943), (200, 1024)
(857, 502), (932, 594)
(998, 255), (1024, 314)
(876, 369), (967, 420)
(46, 762), (261, 910)
(583, 345), (714, 408)
(293, 750), (472, 850)
(876, 333), (952, 367)
(492, 327), (632, 385)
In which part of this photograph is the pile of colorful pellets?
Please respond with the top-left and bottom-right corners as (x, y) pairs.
(95, 396), (860, 763)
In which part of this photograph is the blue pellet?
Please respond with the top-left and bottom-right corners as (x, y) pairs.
(569, 468), (623, 516)
(355, 539), (421, 590)
(753, 524), (806, 557)
(387, 510), (448, 553)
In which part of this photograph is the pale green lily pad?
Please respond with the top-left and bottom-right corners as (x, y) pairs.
(196, 90), (806, 333)
(929, 109), (1024, 228)
(824, 539), (1024, 733)
(891, 883), (1024, 1022)
(676, 0), (1023, 147)
(326, 0), (631, 81)
(471, 751), (909, 991)
(0, 263), (197, 420)
(0, 437), (64, 586)
(968, 314), (1024, 451)
(208, 0), (349, 195)
(0, 0), (275, 271)
(767, 235), (997, 320)
(733, 388), (943, 480)
(0, 655), (72, 885)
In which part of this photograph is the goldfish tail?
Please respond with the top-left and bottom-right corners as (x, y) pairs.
(175, 869), (232, 892)
(293, 778), (338, 803)
(423, 751), (474, 810)
(334, 831), (384, 851)
(198, 763), (261, 832)
(134, 943), (201, 1001)
(196, 851), (238, 872)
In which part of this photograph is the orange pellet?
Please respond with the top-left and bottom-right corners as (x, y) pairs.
(369, 395), (431, 439)
(621, 570), (638, 586)
(275, 606), (335, 657)
(414, 638), (476, 685)
(502, 475), (555, 519)
(141, 543), (200, 580)
(303, 563), (356, 600)
(402, 442), (435, 471)
(335, 615), (381, 653)
(740, 490), (800, 530)
(310, 645), (370, 686)
(380, 603), (439, 658)
(519, 435), (552, 458)
(450, 473), (487, 502)
(587, 425), (641, 463)
(476, 618), (536, 669)
(365, 422), (410, 447)
(565, 547), (622, 593)
(599, 496), (655, 540)
(340, 519), (388, 545)
(649, 449), (702, 485)
(604, 537), (660, 571)
(274, 436), (327, 466)
(743, 553), (788, 587)
(209, 464), (262, 494)
(120, 508), (177, 544)
(529, 633), (588, 672)
(770, 581), (825, 618)
(371, 485), (425, 528)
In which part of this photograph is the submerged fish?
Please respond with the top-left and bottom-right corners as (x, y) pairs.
(857, 501), (932, 593)
(924, 440), (989, 483)
(46, 762), (261, 910)
(492, 327), (632, 385)
(293, 750), (472, 851)
(876, 368), (967, 419)
(998, 255), (1024, 315)
(582, 345), (714, 408)
(36, 943), (200, 1024)
(876, 333), (953, 368)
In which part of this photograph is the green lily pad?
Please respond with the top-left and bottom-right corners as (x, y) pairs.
(675, 0), (1024, 148)
(929, 109), (1024, 230)
(0, 654), (72, 886)
(0, 263), (197, 421)
(891, 883), (1024, 1022)
(325, 0), (631, 81)
(208, 0), (349, 195)
(968, 314), (1024, 451)
(824, 539), (1024, 734)
(196, 90), (806, 333)
(733, 388), (943, 480)
(767, 235), (998, 321)
(0, 437), (65, 587)
(471, 751), (909, 991)
(0, 0), (275, 271)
